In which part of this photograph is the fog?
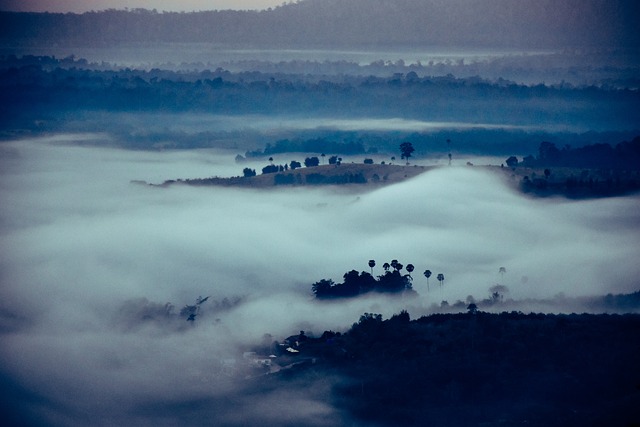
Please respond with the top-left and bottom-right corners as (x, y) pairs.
(1, 136), (639, 425)
(256, 118), (530, 133)
(117, 114), (532, 134)
(0, 44), (556, 72)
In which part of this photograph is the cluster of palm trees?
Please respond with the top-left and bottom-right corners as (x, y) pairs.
(368, 259), (445, 291)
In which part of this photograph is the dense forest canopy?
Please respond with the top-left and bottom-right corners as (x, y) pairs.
(2, 55), (639, 136)
(260, 309), (640, 426)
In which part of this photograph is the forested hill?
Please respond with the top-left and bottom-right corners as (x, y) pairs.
(260, 310), (640, 426)
(2, 56), (639, 133)
(1, 0), (638, 49)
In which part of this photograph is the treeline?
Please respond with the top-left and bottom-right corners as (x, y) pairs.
(246, 154), (370, 186)
(242, 129), (640, 162)
(312, 270), (413, 298)
(265, 308), (640, 426)
(215, 56), (640, 89)
(502, 139), (640, 197)
(245, 154), (346, 175)
(245, 138), (367, 157)
(2, 55), (639, 131)
(311, 260), (442, 299)
(518, 138), (640, 170)
(1, 0), (637, 49)
(3, 51), (639, 89)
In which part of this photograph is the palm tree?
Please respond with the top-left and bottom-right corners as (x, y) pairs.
(382, 262), (390, 272)
(437, 273), (445, 287)
(396, 263), (403, 272)
(423, 270), (432, 291)
(405, 264), (414, 280)
(368, 259), (376, 275)
(390, 259), (398, 271)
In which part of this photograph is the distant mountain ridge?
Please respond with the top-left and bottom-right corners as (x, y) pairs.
(1, 0), (638, 49)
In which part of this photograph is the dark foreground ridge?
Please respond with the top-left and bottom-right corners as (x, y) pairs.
(248, 307), (640, 426)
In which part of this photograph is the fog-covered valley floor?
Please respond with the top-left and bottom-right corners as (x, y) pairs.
(1, 135), (639, 425)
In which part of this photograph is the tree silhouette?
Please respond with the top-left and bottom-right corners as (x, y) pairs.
(400, 142), (415, 165)
(499, 266), (506, 283)
(405, 263), (414, 275)
(382, 262), (390, 272)
(467, 303), (478, 314)
(368, 259), (376, 275)
(390, 259), (398, 270)
(304, 156), (320, 167)
(343, 270), (364, 296)
(505, 156), (518, 168)
(377, 270), (411, 293)
(423, 270), (432, 291)
(312, 279), (334, 298)
(261, 164), (279, 174)
(310, 264), (421, 299)
(290, 160), (301, 170)
(437, 273), (445, 287)
(321, 153), (326, 164)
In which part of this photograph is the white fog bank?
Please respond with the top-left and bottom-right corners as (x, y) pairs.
(1, 136), (639, 425)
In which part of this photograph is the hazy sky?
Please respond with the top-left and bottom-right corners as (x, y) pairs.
(0, 0), (286, 12)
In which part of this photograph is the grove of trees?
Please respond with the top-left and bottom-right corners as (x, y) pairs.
(516, 138), (640, 170)
(311, 260), (445, 299)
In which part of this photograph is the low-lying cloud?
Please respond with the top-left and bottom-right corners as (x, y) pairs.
(1, 136), (639, 425)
